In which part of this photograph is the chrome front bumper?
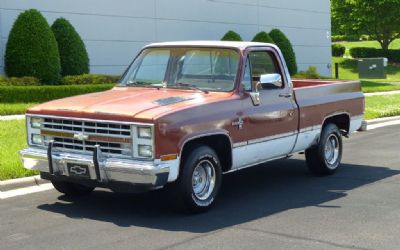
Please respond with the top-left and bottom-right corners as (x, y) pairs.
(19, 146), (170, 189)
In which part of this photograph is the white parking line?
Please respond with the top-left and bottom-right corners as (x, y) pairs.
(0, 183), (53, 199)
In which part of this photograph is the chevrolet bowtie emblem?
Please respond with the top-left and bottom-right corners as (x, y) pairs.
(232, 117), (244, 129)
(73, 133), (89, 141)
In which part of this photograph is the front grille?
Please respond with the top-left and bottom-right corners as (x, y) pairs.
(42, 118), (132, 157)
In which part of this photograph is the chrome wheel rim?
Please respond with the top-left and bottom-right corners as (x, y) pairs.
(324, 134), (340, 168)
(192, 160), (216, 200)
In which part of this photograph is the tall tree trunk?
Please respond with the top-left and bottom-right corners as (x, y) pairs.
(379, 39), (390, 51)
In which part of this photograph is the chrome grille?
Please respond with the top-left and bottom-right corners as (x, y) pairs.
(42, 118), (132, 157)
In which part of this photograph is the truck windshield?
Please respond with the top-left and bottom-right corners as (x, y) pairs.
(120, 47), (240, 92)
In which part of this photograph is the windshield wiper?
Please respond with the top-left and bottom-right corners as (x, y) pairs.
(169, 83), (209, 94)
(125, 81), (162, 89)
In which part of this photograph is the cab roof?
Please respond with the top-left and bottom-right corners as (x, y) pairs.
(145, 40), (277, 50)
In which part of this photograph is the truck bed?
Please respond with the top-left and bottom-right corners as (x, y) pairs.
(292, 79), (364, 135)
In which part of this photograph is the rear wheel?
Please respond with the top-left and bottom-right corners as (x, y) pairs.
(175, 145), (222, 213)
(305, 123), (343, 175)
(51, 180), (94, 196)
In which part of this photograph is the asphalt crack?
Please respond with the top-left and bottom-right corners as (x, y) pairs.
(236, 226), (375, 250)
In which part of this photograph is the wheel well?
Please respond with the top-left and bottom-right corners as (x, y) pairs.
(323, 114), (350, 135)
(180, 134), (232, 173)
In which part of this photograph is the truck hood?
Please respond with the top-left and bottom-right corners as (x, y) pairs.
(27, 87), (234, 122)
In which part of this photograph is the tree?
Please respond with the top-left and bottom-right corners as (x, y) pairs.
(221, 30), (242, 41)
(252, 31), (274, 43)
(52, 18), (90, 76)
(269, 29), (298, 75)
(5, 9), (61, 84)
(332, 0), (400, 50)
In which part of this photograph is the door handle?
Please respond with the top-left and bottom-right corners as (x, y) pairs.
(279, 93), (293, 98)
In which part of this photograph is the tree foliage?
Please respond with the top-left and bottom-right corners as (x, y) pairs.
(221, 30), (242, 41)
(269, 29), (297, 75)
(5, 9), (61, 84)
(332, 0), (400, 50)
(252, 31), (274, 43)
(52, 18), (90, 76)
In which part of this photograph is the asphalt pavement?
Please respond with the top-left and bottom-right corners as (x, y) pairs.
(1, 125), (400, 250)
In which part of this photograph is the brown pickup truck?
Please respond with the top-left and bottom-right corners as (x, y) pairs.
(20, 41), (364, 212)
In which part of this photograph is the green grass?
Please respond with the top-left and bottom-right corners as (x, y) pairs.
(0, 120), (37, 180)
(0, 103), (37, 115)
(365, 94), (400, 120)
(332, 57), (400, 82)
(332, 57), (400, 93)
(360, 81), (400, 93)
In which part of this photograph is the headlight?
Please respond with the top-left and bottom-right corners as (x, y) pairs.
(31, 134), (43, 145)
(138, 145), (152, 157)
(31, 117), (44, 128)
(138, 126), (152, 139)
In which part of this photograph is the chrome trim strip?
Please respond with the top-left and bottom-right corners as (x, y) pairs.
(248, 131), (296, 145)
(232, 141), (247, 148)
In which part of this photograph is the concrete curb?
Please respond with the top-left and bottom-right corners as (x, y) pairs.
(0, 115), (25, 121)
(366, 115), (400, 125)
(0, 175), (49, 192)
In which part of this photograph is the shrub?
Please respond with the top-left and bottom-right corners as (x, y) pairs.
(5, 9), (61, 84)
(221, 30), (242, 41)
(332, 44), (346, 57)
(349, 47), (400, 63)
(0, 84), (115, 103)
(293, 66), (323, 79)
(269, 29), (297, 75)
(62, 74), (120, 85)
(252, 31), (274, 43)
(0, 76), (41, 86)
(51, 18), (90, 76)
(331, 34), (360, 42)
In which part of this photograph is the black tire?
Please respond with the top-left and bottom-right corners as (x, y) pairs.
(51, 180), (94, 196)
(175, 145), (222, 213)
(305, 123), (343, 176)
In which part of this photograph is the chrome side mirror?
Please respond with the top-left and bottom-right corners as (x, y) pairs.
(259, 73), (282, 89)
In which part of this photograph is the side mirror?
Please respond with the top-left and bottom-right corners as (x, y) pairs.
(259, 73), (282, 89)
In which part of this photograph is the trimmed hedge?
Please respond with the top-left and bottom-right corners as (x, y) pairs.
(349, 47), (400, 63)
(5, 9), (61, 84)
(331, 35), (360, 42)
(0, 74), (119, 86)
(332, 44), (346, 57)
(0, 84), (114, 103)
(62, 74), (120, 85)
(269, 29), (297, 75)
(52, 18), (90, 76)
(0, 76), (41, 86)
(221, 30), (242, 41)
(252, 31), (274, 43)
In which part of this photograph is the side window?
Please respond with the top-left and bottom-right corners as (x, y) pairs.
(249, 51), (283, 89)
(242, 58), (252, 91)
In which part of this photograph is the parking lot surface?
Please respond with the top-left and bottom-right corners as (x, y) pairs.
(1, 125), (400, 250)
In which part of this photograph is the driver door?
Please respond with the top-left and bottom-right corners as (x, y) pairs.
(232, 48), (298, 168)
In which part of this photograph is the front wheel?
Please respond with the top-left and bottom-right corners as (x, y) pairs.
(175, 145), (222, 213)
(305, 123), (343, 175)
(51, 180), (94, 196)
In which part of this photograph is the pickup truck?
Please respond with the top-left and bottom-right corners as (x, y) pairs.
(20, 41), (364, 212)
